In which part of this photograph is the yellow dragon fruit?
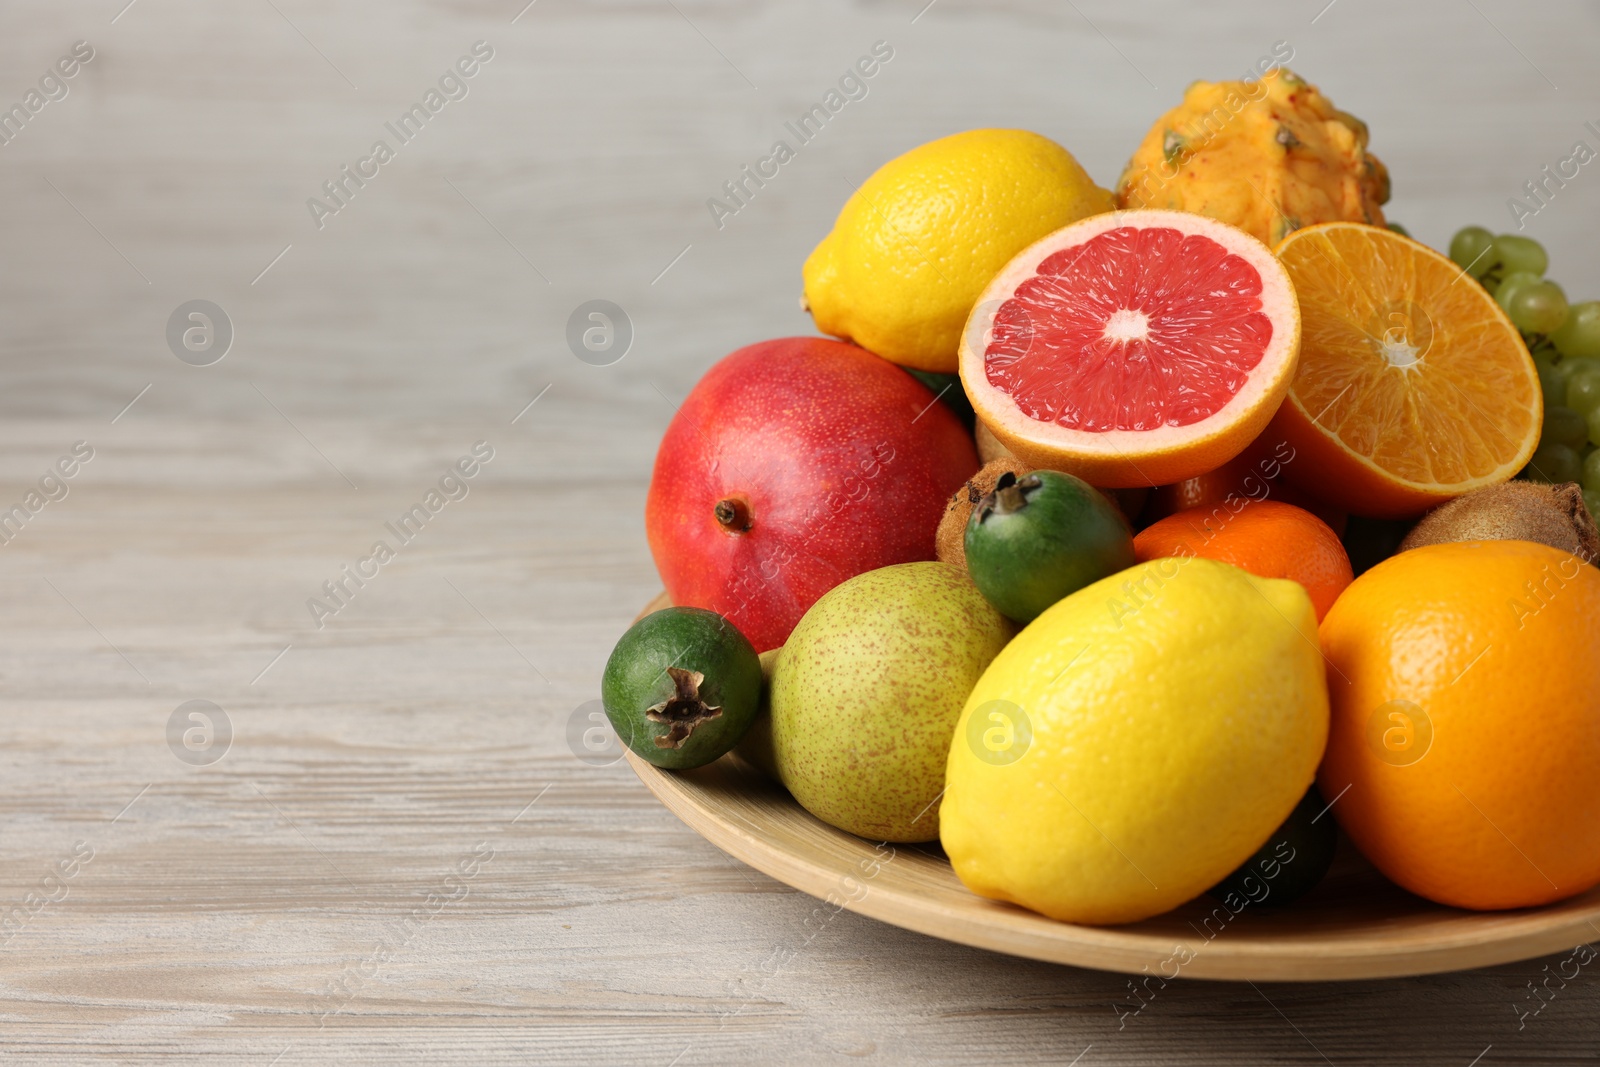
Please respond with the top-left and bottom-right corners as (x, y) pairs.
(1116, 68), (1389, 247)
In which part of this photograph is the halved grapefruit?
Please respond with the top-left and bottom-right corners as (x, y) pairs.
(959, 210), (1301, 488)
(1268, 222), (1541, 518)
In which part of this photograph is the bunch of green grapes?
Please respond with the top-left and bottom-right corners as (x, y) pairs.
(1449, 226), (1600, 518)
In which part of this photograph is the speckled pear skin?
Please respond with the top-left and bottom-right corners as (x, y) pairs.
(769, 562), (1015, 843)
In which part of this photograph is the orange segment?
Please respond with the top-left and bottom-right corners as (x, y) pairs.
(1268, 222), (1541, 518)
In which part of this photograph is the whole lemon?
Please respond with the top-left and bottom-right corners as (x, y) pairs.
(941, 558), (1329, 925)
(1318, 540), (1600, 911)
(803, 129), (1114, 373)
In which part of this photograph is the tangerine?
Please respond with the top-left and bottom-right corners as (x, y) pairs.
(1133, 499), (1352, 622)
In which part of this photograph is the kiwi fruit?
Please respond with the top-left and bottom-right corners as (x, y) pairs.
(1399, 481), (1599, 563)
(936, 457), (1034, 567)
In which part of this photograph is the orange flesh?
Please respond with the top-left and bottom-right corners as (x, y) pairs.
(1277, 224), (1540, 491)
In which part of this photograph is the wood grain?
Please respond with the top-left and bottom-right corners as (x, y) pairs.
(2, 0), (1600, 1062)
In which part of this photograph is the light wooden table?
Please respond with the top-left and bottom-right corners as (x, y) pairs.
(2, 1), (1598, 1062)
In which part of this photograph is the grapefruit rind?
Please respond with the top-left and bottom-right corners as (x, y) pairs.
(960, 209), (1301, 488)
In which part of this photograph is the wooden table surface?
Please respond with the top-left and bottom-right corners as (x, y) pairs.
(2, 1), (1599, 1062)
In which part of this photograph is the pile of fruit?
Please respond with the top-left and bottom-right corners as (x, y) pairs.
(603, 70), (1600, 926)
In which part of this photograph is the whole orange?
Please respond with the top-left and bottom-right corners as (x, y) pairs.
(1133, 499), (1352, 622)
(1318, 540), (1600, 911)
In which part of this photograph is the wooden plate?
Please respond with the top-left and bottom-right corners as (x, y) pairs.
(627, 594), (1600, 980)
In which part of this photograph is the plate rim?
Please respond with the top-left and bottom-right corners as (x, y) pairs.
(628, 748), (1600, 981)
(627, 592), (1600, 980)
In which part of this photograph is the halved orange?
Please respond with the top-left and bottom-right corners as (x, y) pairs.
(1268, 223), (1541, 518)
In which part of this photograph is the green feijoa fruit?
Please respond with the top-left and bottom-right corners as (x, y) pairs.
(905, 368), (976, 430)
(1207, 785), (1338, 908)
(963, 470), (1135, 623)
(601, 606), (761, 770)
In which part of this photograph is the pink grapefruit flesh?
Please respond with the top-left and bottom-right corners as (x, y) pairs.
(960, 210), (1301, 488)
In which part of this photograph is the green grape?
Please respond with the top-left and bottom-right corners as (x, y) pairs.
(1386, 221), (1410, 238)
(1544, 405), (1589, 448)
(1585, 444), (1600, 489)
(1528, 442), (1583, 484)
(1567, 369), (1600, 414)
(1588, 406), (1600, 449)
(1556, 355), (1600, 384)
(1494, 233), (1549, 276)
(1536, 355), (1566, 408)
(1449, 225), (1499, 277)
(1495, 270), (1543, 315)
(1509, 280), (1570, 336)
(1552, 300), (1600, 359)
(1586, 489), (1600, 519)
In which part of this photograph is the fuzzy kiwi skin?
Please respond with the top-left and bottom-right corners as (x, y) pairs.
(936, 458), (1034, 568)
(1399, 481), (1599, 564)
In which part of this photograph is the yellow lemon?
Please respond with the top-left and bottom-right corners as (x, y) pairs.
(802, 129), (1113, 373)
(941, 558), (1328, 925)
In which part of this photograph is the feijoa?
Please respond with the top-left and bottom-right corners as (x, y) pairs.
(1207, 784), (1338, 908)
(601, 606), (761, 770)
(963, 470), (1136, 622)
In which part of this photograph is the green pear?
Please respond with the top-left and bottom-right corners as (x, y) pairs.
(770, 562), (1014, 842)
(734, 648), (781, 781)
